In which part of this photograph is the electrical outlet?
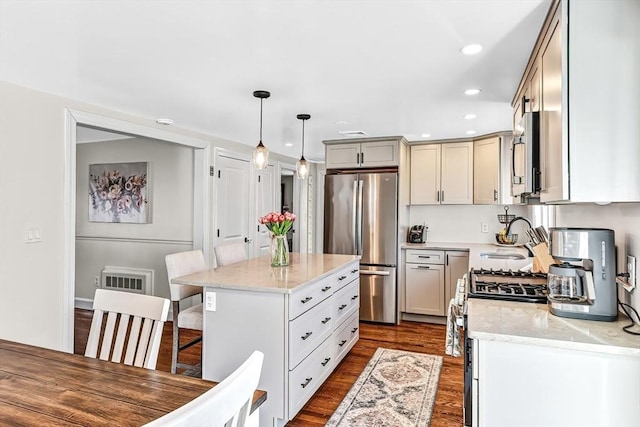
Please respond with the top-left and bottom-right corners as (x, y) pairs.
(205, 291), (216, 311)
(481, 222), (489, 233)
(628, 255), (636, 289)
(94, 276), (100, 287)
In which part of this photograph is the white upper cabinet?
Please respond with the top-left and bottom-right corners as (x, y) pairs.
(473, 136), (500, 205)
(324, 138), (399, 169)
(410, 141), (473, 205)
(515, 0), (640, 203)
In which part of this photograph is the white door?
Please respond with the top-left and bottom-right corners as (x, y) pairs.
(215, 154), (251, 253)
(254, 165), (276, 258)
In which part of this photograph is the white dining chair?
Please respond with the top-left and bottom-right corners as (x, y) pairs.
(165, 250), (207, 374)
(143, 350), (264, 427)
(85, 288), (170, 370)
(214, 242), (247, 267)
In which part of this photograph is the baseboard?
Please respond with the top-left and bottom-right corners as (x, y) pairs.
(401, 312), (447, 325)
(75, 298), (93, 310)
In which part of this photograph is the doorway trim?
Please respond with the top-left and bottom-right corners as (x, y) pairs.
(63, 109), (211, 352)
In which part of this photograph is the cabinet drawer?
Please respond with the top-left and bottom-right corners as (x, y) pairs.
(332, 279), (359, 327)
(289, 282), (330, 320)
(406, 249), (444, 264)
(333, 311), (359, 364)
(331, 263), (360, 293)
(289, 299), (334, 369)
(288, 336), (334, 419)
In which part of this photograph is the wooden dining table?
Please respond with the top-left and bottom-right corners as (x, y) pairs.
(0, 339), (267, 426)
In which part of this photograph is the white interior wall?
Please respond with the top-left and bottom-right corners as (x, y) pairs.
(75, 137), (194, 302)
(555, 203), (640, 311)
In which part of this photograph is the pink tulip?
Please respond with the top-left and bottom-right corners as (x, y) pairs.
(291, 213), (296, 221)
(284, 212), (292, 220)
(279, 215), (285, 222)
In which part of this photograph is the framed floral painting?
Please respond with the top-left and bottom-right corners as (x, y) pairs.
(89, 162), (149, 223)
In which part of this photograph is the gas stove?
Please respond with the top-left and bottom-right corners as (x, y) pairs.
(468, 268), (548, 303)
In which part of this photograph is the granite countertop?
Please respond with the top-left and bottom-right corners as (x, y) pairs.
(172, 253), (360, 294)
(402, 241), (532, 270)
(467, 298), (640, 357)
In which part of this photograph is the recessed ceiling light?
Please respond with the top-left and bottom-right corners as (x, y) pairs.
(464, 89), (481, 96)
(156, 118), (173, 125)
(421, 133), (431, 138)
(466, 130), (477, 135)
(460, 44), (483, 55)
(285, 143), (293, 147)
(464, 113), (477, 120)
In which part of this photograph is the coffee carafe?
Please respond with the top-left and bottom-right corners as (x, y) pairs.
(547, 228), (617, 321)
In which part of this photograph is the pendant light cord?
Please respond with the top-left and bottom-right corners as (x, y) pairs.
(301, 119), (305, 159)
(259, 98), (264, 143)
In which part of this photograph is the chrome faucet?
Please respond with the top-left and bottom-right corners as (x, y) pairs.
(506, 216), (535, 257)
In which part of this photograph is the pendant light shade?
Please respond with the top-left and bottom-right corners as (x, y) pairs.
(252, 90), (270, 170)
(296, 114), (310, 179)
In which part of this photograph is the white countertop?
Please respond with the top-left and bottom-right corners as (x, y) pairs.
(402, 241), (532, 270)
(467, 298), (640, 357)
(172, 253), (360, 294)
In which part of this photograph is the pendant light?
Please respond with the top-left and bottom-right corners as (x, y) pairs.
(296, 114), (310, 179)
(252, 90), (270, 170)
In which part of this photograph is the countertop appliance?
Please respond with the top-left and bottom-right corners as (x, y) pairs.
(324, 169), (398, 324)
(407, 224), (427, 243)
(547, 227), (617, 321)
(511, 111), (540, 198)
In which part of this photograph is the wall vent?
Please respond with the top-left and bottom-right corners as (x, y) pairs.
(101, 266), (154, 295)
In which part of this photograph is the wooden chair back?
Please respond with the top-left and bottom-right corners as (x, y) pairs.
(85, 289), (170, 370)
(214, 243), (247, 267)
(143, 351), (264, 427)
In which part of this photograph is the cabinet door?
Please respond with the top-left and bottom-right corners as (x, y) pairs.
(441, 142), (473, 204)
(444, 251), (469, 305)
(325, 143), (360, 169)
(473, 137), (500, 204)
(360, 140), (398, 167)
(540, 16), (568, 202)
(405, 263), (445, 316)
(410, 144), (441, 204)
(529, 64), (541, 112)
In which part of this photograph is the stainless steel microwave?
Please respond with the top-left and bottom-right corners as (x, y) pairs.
(511, 111), (540, 197)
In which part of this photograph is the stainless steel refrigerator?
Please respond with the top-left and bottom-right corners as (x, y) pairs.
(324, 170), (398, 323)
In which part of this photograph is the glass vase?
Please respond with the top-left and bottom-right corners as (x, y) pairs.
(270, 235), (289, 267)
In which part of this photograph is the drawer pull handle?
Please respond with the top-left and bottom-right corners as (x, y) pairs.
(417, 266), (430, 269)
(351, 269), (358, 274)
(351, 327), (359, 333)
(321, 317), (332, 324)
(301, 331), (313, 341)
(301, 377), (313, 389)
(321, 357), (332, 367)
(301, 296), (313, 304)
(321, 286), (332, 292)
(351, 295), (358, 300)
(338, 275), (347, 281)
(418, 255), (431, 259)
(338, 304), (347, 311)
(338, 340), (347, 347)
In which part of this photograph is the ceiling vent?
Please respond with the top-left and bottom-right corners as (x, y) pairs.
(338, 130), (368, 137)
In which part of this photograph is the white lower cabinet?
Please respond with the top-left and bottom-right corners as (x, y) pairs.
(202, 260), (360, 427)
(474, 339), (640, 427)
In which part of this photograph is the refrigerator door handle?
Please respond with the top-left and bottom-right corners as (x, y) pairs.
(356, 179), (364, 255)
(359, 270), (391, 276)
(352, 180), (359, 254)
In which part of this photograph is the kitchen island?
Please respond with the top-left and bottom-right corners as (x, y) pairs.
(173, 253), (360, 427)
(467, 298), (640, 426)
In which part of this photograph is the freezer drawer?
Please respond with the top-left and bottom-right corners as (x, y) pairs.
(359, 266), (397, 324)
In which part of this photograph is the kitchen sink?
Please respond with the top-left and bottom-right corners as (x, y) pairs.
(480, 252), (526, 260)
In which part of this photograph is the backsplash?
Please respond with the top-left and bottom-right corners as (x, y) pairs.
(409, 205), (528, 244)
(555, 203), (640, 311)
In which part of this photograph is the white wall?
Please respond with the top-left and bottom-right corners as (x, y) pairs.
(0, 80), (300, 351)
(555, 203), (640, 311)
(75, 138), (194, 301)
(409, 205), (528, 244)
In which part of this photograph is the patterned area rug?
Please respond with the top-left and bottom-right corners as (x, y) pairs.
(326, 348), (443, 427)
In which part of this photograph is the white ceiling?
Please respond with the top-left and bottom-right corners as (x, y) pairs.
(0, 0), (551, 161)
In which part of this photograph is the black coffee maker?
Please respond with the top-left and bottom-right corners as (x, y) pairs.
(407, 225), (427, 243)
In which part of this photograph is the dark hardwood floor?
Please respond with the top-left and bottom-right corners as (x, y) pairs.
(75, 309), (463, 426)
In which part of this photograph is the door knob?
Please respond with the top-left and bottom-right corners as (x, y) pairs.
(244, 237), (252, 243)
